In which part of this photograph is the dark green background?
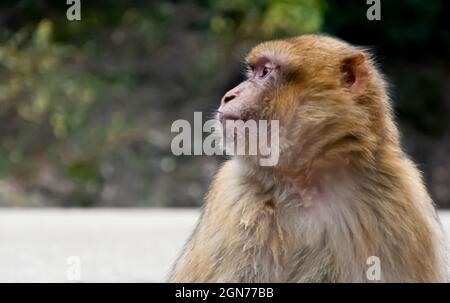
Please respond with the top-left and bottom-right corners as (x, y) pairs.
(0, 0), (449, 207)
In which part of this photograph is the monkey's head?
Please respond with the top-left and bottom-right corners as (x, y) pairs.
(218, 35), (399, 173)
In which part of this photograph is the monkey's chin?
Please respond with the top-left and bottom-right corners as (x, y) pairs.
(216, 123), (279, 166)
(218, 114), (245, 126)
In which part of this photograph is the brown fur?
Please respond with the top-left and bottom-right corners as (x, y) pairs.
(169, 35), (448, 282)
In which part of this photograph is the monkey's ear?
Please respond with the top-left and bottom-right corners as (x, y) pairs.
(340, 52), (369, 93)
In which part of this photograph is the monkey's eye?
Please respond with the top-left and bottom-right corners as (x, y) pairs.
(258, 66), (272, 79)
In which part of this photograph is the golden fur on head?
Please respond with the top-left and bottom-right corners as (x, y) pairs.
(169, 34), (448, 283)
(246, 35), (398, 176)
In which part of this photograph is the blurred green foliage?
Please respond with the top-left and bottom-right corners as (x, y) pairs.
(209, 0), (323, 38)
(0, 21), (96, 138)
(0, 0), (449, 207)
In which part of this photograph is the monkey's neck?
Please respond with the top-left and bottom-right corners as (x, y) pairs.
(236, 148), (401, 210)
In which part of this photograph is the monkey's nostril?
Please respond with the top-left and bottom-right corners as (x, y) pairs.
(223, 94), (236, 104)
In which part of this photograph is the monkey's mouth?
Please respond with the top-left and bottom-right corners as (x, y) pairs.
(218, 113), (247, 125)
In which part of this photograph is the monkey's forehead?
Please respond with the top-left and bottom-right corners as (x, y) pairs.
(245, 35), (356, 67)
(246, 40), (299, 67)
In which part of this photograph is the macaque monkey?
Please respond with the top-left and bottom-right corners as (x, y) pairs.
(169, 35), (448, 282)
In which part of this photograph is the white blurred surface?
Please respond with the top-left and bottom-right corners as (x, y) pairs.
(0, 208), (449, 282)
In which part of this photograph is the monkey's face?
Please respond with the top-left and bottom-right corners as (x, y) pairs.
(218, 56), (280, 124)
(217, 53), (283, 161)
(218, 35), (390, 168)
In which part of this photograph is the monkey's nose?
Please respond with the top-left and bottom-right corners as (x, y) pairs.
(222, 94), (237, 104)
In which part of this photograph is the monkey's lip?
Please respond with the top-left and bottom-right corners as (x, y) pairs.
(218, 113), (246, 124)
